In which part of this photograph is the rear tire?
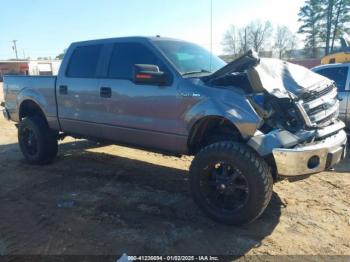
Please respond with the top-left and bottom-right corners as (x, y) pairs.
(18, 116), (58, 165)
(189, 141), (273, 225)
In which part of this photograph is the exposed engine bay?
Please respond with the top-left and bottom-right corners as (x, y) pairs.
(203, 51), (344, 158)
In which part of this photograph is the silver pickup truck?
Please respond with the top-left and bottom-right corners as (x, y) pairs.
(1, 36), (347, 225)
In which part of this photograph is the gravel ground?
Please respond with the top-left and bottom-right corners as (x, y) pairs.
(0, 83), (349, 256)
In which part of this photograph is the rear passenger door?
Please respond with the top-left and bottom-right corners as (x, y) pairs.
(56, 44), (104, 136)
(315, 65), (350, 126)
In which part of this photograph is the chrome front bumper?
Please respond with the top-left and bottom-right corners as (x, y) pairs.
(273, 130), (347, 176)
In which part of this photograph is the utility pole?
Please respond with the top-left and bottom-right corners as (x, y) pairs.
(11, 40), (19, 60)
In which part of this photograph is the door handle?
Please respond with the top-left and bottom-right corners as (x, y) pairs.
(59, 85), (68, 95)
(100, 87), (112, 98)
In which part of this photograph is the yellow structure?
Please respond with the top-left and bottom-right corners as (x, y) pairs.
(321, 37), (350, 65)
(321, 52), (350, 64)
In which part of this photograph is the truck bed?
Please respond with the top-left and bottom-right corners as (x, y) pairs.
(2, 75), (57, 124)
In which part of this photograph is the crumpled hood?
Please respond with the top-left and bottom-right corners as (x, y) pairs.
(247, 58), (333, 98)
(204, 50), (333, 99)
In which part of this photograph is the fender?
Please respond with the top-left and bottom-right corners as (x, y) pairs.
(17, 88), (60, 130)
(185, 94), (262, 140)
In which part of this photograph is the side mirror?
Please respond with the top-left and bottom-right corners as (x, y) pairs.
(133, 64), (167, 86)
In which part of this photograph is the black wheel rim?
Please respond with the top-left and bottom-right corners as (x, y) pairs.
(200, 162), (249, 212)
(21, 127), (38, 155)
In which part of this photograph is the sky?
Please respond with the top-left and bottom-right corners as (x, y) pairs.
(0, 0), (305, 59)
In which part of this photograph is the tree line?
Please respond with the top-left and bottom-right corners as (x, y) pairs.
(222, 21), (298, 59)
(222, 0), (350, 59)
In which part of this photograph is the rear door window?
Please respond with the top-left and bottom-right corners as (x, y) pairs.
(108, 42), (161, 79)
(316, 66), (349, 92)
(67, 44), (103, 78)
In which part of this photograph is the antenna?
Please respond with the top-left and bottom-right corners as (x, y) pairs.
(210, 0), (213, 71)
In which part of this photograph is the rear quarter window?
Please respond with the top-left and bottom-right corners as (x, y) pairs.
(66, 44), (103, 78)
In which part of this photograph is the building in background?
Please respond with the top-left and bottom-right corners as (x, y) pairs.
(0, 60), (61, 81)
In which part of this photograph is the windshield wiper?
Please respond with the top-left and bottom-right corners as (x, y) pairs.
(182, 69), (212, 76)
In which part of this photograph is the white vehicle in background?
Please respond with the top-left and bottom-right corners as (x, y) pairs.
(312, 63), (350, 129)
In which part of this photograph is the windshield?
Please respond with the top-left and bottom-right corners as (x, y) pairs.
(153, 40), (226, 76)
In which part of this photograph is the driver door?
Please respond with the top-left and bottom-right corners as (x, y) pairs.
(97, 41), (186, 152)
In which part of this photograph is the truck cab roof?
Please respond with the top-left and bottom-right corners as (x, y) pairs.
(312, 62), (350, 71)
(70, 36), (186, 46)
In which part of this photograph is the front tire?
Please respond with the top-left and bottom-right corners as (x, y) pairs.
(189, 141), (273, 225)
(18, 116), (58, 165)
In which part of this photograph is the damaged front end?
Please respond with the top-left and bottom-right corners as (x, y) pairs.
(204, 51), (347, 176)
